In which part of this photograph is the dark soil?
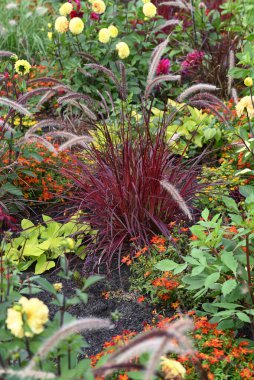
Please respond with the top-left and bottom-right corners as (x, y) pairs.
(38, 264), (154, 356)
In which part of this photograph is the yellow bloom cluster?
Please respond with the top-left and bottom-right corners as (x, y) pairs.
(236, 96), (254, 118)
(55, 15), (69, 33)
(55, 2), (84, 35)
(69, 17), (84, 34)
(98, 25), (118, 43)
(92, 0), (106, 14)
(160, 357), (186, 379)
(59, 2), (73, 16)
(14, 59), (31, 75)
(143, 2), (157, 17)
(6, 297), (49, 338)
(116, 41), (130, 59)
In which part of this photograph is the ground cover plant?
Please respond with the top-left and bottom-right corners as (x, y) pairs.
(1, 0), (254, 379)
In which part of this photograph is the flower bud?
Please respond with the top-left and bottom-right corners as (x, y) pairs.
(244, 77), (253, 87)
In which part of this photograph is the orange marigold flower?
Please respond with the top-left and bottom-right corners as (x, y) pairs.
(137, 296), (145, 303)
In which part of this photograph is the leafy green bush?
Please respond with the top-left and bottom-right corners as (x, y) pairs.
(3, 214), (94, 274)
(156, 187), (254, 330)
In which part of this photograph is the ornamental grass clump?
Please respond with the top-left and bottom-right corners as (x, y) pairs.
(64, 112), (202, 269)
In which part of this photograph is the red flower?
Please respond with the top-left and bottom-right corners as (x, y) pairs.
(156, 58), (170, 75)
(90, 12), (100, 20)
(70, 10), (84, 18)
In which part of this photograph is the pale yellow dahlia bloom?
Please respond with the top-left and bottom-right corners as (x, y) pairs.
(142, 0), (151, 3)
(19, 297), (49, 336)
(143, 2), (157, 17)
(6, 307), (24, 338)
(236, 96), (254, 118)
(14, 59), (31, 75)
(59, 2), (73, 16)
(55, 16), (69, 33)
(98, 28), (111, 43)
(92, 0), (106, 14)
(116, 42), (130, 59)
(160, 357), (186, 379)
(69, 17), (84, 34)
(6, 297), (49, 338)
(108, 25), (118, 38)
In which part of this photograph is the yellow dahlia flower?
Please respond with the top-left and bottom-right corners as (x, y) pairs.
(6, 297), (49, 338)
(59, 2), (73, 16)
(55, 16), (69, 33)
(6, 307), (24, 338)
(69, 17), (84, 34)
(236, 96), (254, 118)
(116, 42), (130, 59)
(19, 297), (49, 336)
(160, 357), (186, 379)
(108, 25), (118, 38)
(143, 2), (157, 17)
(92, 0), (106, 14)
(244, 77), (253, 87)
(98, 28), (111, 43)
(142, 0), (151, 3)
(14, 59), (31, 75)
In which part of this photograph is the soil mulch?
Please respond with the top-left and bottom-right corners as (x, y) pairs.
(36, 264), (154, 356)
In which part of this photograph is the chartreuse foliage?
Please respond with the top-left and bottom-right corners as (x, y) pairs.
(3, 214), (94, 274)
(156, 185), (254, 330)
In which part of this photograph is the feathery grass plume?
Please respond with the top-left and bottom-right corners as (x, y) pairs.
(159, 1), (190, 10)
(58, 136), (94, 151)
(0, 368), (55, 379)
(22, 135), (58, 153)
(145, 74), (181, 99)
(0, 119), (15, 133)
(83, 63), (123, 97)
(0, 97), (31, 116)
(177, 84), (218, 102)
(0, 50), (15, 58)
(227, 50), (235, 96)
(63, 99), (97, 121)
(187, 99), (229, 126)
(27, 77), (64, 86)
(106, 90), (115, 112)
(97, 90), (110, 117)
(118, 61), (127, 101)
(189, 92), (231, 115)
(58, 92), (96, 110)
(26, 318), (112, 371)
(160, 179), (192, 220)
(147, 38), (169, 83)
(101, 318), (193, 379)
(154, 19), (180, 32)
(25, 119), (67, 138)
(17, 87), (54, 105)
(231, 87), (238, 104)
(37, 85), (69, 108)
(77, 51), (100, 64)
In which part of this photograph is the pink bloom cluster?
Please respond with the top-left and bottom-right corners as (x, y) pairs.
(156, 58), (170, 76)
(181, 50), (204, 76)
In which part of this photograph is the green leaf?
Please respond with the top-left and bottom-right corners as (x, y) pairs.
(155, 259), (178, 271)
(201, 208), (209, 221)
(1, 183), (22, 197)
(21, 219), (35, 230)
(222, 279), (237, 296)
(222, 196), (238, 212)
(236, 312), (251, 323)
(191, 266), (205, 276)
(35, 255), (55, 274)
(204, 272), (220, 288)
(83, 275), (104, 290)
(221, 252), (238, 275)
(239, 185), (254, 198)
(173, 263), (187, 275)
